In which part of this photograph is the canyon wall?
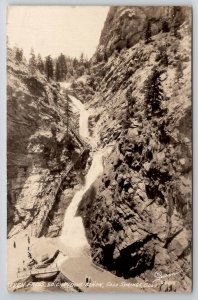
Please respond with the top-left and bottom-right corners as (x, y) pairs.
(7, 49), (86, 237)
(78, 6), (192, 291)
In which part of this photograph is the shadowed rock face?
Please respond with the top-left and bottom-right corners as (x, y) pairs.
(7, 49), (84, 237)
(78, 6), (192, 291)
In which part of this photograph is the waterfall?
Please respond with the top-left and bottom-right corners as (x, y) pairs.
(59, 89), (104, 257)
(68, 95), (90, 140)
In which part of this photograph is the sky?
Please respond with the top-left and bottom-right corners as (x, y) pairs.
(7, 6), (109, 59)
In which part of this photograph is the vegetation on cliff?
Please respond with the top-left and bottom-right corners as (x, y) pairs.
(7, 46), (87, 237)
(77, 6), (192, 292)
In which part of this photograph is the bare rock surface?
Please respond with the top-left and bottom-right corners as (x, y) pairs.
(7, 49), (86, 238)
(78, 6), (192, 292)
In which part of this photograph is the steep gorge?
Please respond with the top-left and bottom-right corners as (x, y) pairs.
(7, 6), (192, 293)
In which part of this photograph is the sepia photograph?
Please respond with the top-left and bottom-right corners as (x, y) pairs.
(7, 5), (192, 293)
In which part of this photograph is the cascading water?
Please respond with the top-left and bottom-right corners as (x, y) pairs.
(69, 95), (90, 140)
(60, 151), (104, 257)
(60, 89), (105, 257)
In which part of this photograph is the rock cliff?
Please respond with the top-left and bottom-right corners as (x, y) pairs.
(78, 6), (192, 291)
(7, 49), (87, 237)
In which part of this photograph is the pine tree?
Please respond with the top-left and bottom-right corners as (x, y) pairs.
(162, 20), (170, 33)
(104, 51), (108, 62)
(73, 58), (78, 69)
(37, 54), (45, 74)
(72, 58), (79, 78)
(58, 53), (67, 81)
(157, 46), (169, 67)
(172, 7), (182, 39)
(80, 53), (84, 65)
(176, 60), (183, 82)
(65, 94), (73, 136)
(53, 53), (68, 81)
(15, 48), (23, 63)
(84, 57), (91, 72)
(121, 87), (136, 129)
(55, 60), (61, 81)
(144, 68), (163, 117)
(126, 87), (136, 117)
(65, 57), (73, 78)
(45, 55), (54, 81)
(161, 51), (168, 67)
(29, 48), (37, 74)
(145, 21), (152, 44)
(76, 65), (85, 77)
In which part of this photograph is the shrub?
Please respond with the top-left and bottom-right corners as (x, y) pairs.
(145, 21), (152, 44)
(144, 68), (163, 117)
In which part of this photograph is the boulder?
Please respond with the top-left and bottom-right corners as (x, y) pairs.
(128, 128), (139, 139)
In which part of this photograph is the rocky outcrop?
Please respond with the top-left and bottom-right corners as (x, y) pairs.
(93, 6), (191, 61)
(7, 49), (87, 237)
(79, 7), (192, 292)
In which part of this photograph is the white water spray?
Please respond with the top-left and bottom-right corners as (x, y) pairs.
(69, 95), (90, 140)
(60, 88), (106, 257)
